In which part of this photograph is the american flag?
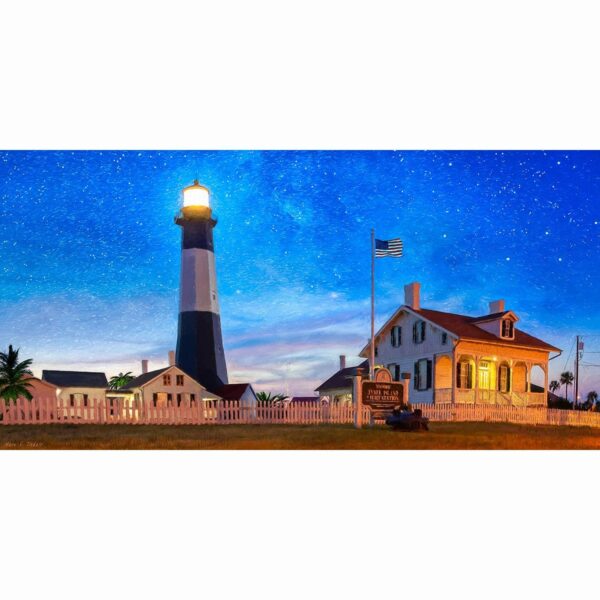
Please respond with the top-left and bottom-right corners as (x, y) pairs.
(375, 238), (403, 257)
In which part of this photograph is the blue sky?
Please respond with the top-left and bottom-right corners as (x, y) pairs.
(1, 151), (599, 395)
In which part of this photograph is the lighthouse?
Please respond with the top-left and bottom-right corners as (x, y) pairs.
(175, 181), (228, 391)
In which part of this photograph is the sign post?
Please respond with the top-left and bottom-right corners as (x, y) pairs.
(353, 367), (364, 429)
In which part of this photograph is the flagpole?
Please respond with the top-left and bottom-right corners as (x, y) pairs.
(370, 228), (375, 381)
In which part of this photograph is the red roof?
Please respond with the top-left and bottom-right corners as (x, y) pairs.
(414, 307), (560, 352)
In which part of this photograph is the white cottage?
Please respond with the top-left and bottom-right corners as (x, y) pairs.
(317, 282), (561, 407)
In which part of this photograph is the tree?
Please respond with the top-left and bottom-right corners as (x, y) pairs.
(549, 380), (560, 394)
(560, 371), (574, 404)
(256, 391), (289, 406)
(108, 372), (134, 390)
(0, 345), (35, 405)
(587, 390), (598, 411)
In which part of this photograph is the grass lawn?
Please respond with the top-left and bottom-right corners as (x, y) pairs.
(2, 421), (600, 449)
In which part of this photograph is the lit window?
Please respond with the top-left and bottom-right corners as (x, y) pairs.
(176, 374), (184, 386)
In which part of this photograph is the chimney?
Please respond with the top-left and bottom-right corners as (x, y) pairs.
(141, 359), (148, 374)
(404, 282), (421, 310)
(339, 355), (346, 370)
(168, 350), (175, 366)
(489, 299), (505, 314)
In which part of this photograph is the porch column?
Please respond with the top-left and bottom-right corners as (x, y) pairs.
(544, 363), (549, 403)
(525, 361), (532, 406)
(451, 351), (457, 404)
(474, 356), (480, 404)
(508, 360), (514, 397)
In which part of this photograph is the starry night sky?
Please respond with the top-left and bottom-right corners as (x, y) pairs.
(1, 151), (599, 396)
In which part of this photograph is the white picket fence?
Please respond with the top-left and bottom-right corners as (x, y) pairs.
(3, 397), (600, 429)
(0, 397), (370, 426)
(414, 403), (600, 429)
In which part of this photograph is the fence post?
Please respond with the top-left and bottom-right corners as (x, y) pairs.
(353, 367), (364, 429)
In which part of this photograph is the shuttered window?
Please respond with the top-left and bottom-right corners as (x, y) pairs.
(391, 326), (402, 347)
(413, 320), (426, 344)
(501, 319), (514, 338)
(414, 359), (432, 390)
(498, 365), (510, 392)
(387, 363), (401, 381)
(456, 361), (474, 389)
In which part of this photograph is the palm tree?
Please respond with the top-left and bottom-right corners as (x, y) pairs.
(0, 345), (35, 405)
(587, 390), (598, 411)
(108, 372), (134, 390)
(560, 371), (574, 404)
(549, 380), (560, 394)
(256, 391), (289, 406)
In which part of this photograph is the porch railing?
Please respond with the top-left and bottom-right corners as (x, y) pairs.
(435, 388), (548, 406)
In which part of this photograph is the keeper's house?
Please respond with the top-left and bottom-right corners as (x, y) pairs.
(42, 370), (109, 406)
(317, 282), (560, 407)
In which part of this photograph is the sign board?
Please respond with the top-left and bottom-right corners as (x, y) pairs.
(362, 381), (405, 418)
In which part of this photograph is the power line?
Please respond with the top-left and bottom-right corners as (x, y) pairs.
(562, 337), (576, 372)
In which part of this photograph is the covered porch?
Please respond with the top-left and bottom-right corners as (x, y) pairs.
(434, 352), (548, 406)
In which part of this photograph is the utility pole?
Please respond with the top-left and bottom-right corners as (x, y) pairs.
(575, 335), (580, 409)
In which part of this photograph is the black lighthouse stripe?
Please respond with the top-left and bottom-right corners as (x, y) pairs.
(176, 311), (228, 393)
(181, 218), (217, 251)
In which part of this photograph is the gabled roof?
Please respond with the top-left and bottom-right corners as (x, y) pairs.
(416, 308), (559, 351)
(315, 360), (369, 392)
(42, 370), (108, 388)
(360, 305), (560, 355)
(471, 310), (518, 324)
(119, 367), (169, 390)
(215, 383), (256, 401)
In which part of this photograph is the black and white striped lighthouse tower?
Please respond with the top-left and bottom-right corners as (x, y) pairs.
(175, 181), (228, 391)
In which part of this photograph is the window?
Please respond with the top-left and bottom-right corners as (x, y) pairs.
(134, 393), (140, 402)
(456, 361), (474, 389)
(83, 394), (88, 407)
(413, 359), (432, 391)
(152, 393), (158, 407)
(391, 326), (402, 347)
(163, 374), (171, 385)
(387, 363), (401, 381)
(177, 393), (182, 407)
(501, 319), (514, 338)
(69, 394), (75, 407)
(190, 393), (196, 405)
(176, 374), (184, 386)
(167, 393), (173, 404)
(498, 364), (510, 392)
(413, 320), (426, 344)
(441, 332), (448, 345)
(375, 345), (378, 357)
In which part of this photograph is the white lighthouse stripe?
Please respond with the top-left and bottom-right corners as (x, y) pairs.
(179, 248), (221, 314)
